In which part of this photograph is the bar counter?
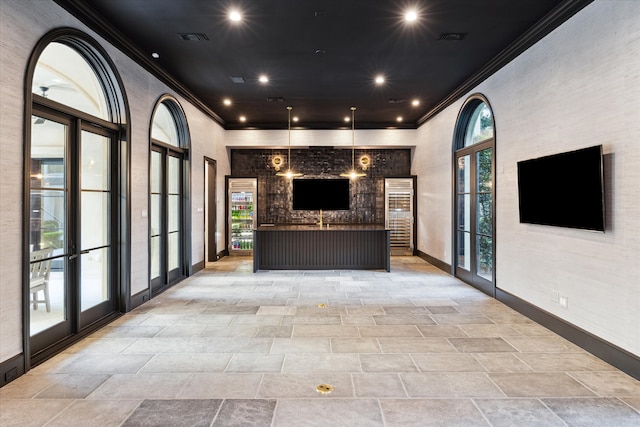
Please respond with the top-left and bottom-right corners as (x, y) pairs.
(253, 225), (390, 272)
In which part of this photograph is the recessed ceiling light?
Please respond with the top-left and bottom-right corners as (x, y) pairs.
(396, 116), (403, 122)
(258, 75), (269, 84)
(375, 75), (385, 85)
(223, 98), (232, 106)
(229, 10), (242, 22)
(151, 52), (160, 59)
(411, 99), (420, 107)
(239, 115), (246, 122)
(344, 116), (350, 122)
(405, 10), (418, 22)
(293, 116), (299, 122)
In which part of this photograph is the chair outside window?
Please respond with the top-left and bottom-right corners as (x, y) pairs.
(30, 248), (53, 312)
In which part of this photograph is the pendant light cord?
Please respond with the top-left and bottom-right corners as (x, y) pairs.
(287, 106), (292, 168)
(351, 106), (356, 170)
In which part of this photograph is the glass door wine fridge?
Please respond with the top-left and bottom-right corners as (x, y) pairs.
(228, 178), (257, 254)
(385, 178), (415, 256)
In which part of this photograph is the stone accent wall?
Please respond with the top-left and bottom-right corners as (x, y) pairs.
(230, 148), (411, 225)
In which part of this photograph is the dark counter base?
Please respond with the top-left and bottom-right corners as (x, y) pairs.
(254, 228), (390, 272)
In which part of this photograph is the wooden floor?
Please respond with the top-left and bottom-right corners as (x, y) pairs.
(1, 256), (639, 426)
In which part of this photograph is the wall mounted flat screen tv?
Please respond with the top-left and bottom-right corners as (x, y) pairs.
(517, 145), (605, 231)
(292, 179), (350, 210)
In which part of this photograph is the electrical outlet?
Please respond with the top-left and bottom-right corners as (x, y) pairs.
(559, 296), (568, 308)
(551, 290), (559, 303)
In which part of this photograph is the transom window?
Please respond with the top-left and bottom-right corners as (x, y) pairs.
(462, 101), (494, 148)
(31, 42), (109, 120)
(152, 103), (181, 147)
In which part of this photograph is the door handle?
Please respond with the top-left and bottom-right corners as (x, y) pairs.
(69, 250), (90, 260)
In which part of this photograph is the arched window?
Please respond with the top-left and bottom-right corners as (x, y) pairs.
(149, 97), (191, 294)
(462, 102), (494, 147)
(32, 42), (110, 119)
(25, 30), (129, 364)
(453, 95), (495, 296)
(151, 103), (180, 146)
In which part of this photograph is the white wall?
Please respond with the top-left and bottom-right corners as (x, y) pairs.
(493, 0), (639, 356)
(413, 105), (460, 262)
(186, 108), (229, 262)
(0, 0), (228, 362)
(413, 0), (640, 356)
(225, 128), (417, 149)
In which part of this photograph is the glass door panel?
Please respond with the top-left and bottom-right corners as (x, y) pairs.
(168, 232), (180, 271)
(454, 143), (494, 296)
(476, 148), (493, 281)
(79, 130), (112, 317)
(229, 191), (255, 252)
(167, 155), (181, 281)
(151, 147), (184, 292)
(457, 155), (471, 271)
(388, 193), (412, 250)
(150, 150), (162, 283)
(227, 178), (257, 253)
(29, 117), (68, 338)
(80, 247), (109, 310)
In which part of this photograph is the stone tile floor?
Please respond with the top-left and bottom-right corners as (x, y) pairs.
(1, 256), (639, 426)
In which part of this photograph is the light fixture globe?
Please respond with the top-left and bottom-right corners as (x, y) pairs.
(359, 155), (371, 171)
(272, 155), (283, 171)
(340, 107), (366, 179)
(276, 106), (303, 178)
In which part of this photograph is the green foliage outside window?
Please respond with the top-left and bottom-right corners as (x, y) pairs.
(41, 219), (63, 249)
(477, 149), (493, 276)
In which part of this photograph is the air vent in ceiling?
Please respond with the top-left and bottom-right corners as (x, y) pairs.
(230, 76), (246, 84)
(438, 33), (467, 41)
(178, 33), (210, 41)
(388, 98), (405, 104)
(266, 97), (285, 102)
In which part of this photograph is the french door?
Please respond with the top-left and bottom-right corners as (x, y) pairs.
(455, 140), (495, 296)
(29, 109), (118, 356)
(150, 145), (185, 294)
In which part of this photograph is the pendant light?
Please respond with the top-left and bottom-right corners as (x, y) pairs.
(276, 106), (303, 178)
(340, 106), (366, 179)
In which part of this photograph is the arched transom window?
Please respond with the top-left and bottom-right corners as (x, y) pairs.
(32, 42), (110, 120)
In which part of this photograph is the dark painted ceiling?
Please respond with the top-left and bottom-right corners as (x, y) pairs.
(58, 0), (588, 129)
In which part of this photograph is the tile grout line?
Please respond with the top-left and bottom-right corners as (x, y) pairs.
(537, 397), (572, 427)
(469, 397), (496, 427)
